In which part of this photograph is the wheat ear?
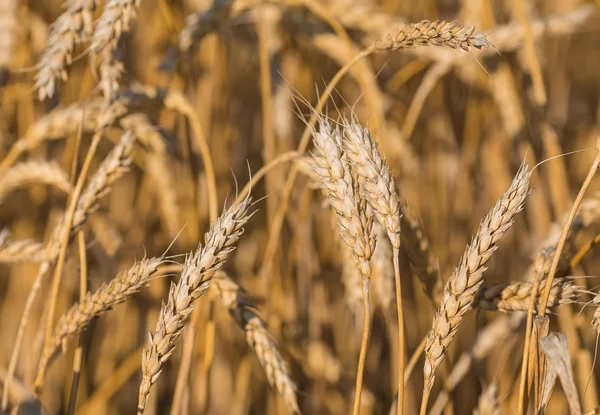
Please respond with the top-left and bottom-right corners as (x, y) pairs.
(375, 20), (491, 52)
(0, 160), (72, 204)
(90, 0), (140, 100)
(72, 131), (136, 230)
(475, 277), (581, 314)
(213, 272), (300, 413)
(35, 257), (163, 382)
(137, 197), (253, 414)
(34, 0), (99, 100)
(420, 163), (531, 414)
(473, 382), (500, 415)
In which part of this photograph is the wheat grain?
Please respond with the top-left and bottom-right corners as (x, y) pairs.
(422, 163), (530, 398)
(212, 272), (299, 413)
(137, 197), (253, 413)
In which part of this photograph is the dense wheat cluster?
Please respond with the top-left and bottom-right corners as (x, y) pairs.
(2, 0), (600, 414)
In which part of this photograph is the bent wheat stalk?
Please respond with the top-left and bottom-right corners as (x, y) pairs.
(137, 197), (253, 414)
(420, 163), (531, 414)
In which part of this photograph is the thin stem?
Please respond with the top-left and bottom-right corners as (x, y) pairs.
(393, 250), (405, 415)
(539, 141), (600, 316)
(517, 276), (541, 414)
(420, 387), (431, 415)
(35, 131), (103, 393)
(569, 232), (600, 270)
(353, 278), (372, 415)
(67, 231), (88, 415)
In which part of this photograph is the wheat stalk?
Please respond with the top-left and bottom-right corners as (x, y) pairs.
(475, 277), (581, 313)
(137, 197), (253, 414)
(421, 163), (531, 412)
(34, 257), (163, 384)
(212, 272), (299, 413)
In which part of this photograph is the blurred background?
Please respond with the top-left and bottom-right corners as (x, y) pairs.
(2, 0), (600, 413)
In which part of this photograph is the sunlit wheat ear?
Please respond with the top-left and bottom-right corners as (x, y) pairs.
(34, 0), (99, 100)
(309, 115), (375, 277)
(423, 163), (531, 394)
(375, 20), (491, 52)
(342, 117), (441, 299)
(475, 277), (582, 313)
(213, 272), (300, 414)
(137, 197), (253, 414)
(35, 257), (164, 380)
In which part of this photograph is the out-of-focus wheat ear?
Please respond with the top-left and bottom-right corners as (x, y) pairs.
(0, 238), (46, 264)
(212, 272), (300, 414)
(475, 277), (582, 314)
(375, 20), (491, 52)
(179, 0), (232, 53)
(137, 197), (253, 414)
(473, 382), (500, 415)
(90, 0), (139, 100)
(72, 131), (136, 230)
(421, 163), (531, 413)
(0, 0), (17, 79)
(33, 257), (163, 387)
(34, 0), (99, 100)
(0, 160), (72, 204)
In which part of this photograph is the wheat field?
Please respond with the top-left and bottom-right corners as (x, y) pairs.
(2, 0), (600, 414)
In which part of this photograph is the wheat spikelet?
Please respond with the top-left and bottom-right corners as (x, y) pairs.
(592, 294), (600, 335)
(0, 160), (72, 203)
(34, 0), (99, 100)
(423, 163), (531, 393)
(35, 257), (163, 378)
(473, 382), (499, 415)
(309, 116), (375, 277)
(137, 197), (253, 413)
(212, 272), (299, 413)
(342, 118), (441, 299)
(72, 131), (136, 230)
(475, 277), (581, 314)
